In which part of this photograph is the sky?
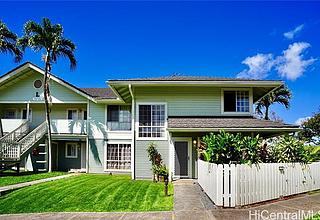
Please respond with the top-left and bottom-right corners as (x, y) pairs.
(0, 1), (319, 124)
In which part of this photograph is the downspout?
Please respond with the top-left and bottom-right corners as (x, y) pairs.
(86, 100), (90, 173)
(129, 84), (135, 180)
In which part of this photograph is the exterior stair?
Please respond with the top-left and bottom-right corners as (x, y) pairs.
(0, 122), (47, 166)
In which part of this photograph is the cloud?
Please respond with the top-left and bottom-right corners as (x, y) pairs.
(294, 116), (311, 126)
(276, 42), (316, 80)
(236, 53), (274, 79)
(283, 24), (304, 39)
(237, 42), (316, 81)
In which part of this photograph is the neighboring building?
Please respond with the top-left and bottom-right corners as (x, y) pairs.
(0, 62), (299, 179)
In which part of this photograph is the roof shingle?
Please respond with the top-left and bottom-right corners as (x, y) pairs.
(168, 117), (299, 129)
(80, 88), (117, 99)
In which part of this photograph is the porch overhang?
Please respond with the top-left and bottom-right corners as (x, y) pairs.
(167, 116), (300, 136)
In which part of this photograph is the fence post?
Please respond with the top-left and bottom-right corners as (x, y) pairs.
(216, 164), (224, 206)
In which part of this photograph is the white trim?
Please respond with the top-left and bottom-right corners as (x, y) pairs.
(135, 102), (168, 141)
(172, 137), (192, 179)
(221, 88), (253, 115)
(86, 100), (90, 173)
(108, 80), (283, 87)
(0, 101), (88, 104)
(65, 142), (79, 158)
(104, 142), (132, 172)
(21, 108), (32, 121)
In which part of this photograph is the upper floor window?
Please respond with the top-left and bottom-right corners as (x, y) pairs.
(107, 105), (131, 131)
(4, 109), (17, 119)
(67, 109), (87, 120)
(138, 104), (166, 138)
(223, 90), (250, 113)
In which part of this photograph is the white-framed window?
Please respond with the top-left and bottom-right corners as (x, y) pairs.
(137, 103), (166, 139)
(4, 108), (17, 119)
(21, 109), (32, 121)
(106, 144), (131, 170)
(107, 105), (131, 131)
(65, 143), (78, 158)
(222, 90), (251, 113)
(67, 109), (78, 120)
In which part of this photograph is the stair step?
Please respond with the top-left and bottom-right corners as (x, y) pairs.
(38, 152), (47, 155)
(36, 160), (47, 163)
(37, 168), (47, 172)
(38, 144), (46, 147)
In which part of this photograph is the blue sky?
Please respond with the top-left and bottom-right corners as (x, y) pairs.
(0, 1), (319, 124)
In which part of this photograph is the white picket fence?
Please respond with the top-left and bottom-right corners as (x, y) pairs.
(198, 160), (320, 207)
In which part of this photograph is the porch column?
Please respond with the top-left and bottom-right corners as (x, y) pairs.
(26, 102), (30, 121)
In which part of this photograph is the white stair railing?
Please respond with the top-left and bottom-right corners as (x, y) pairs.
(0, 122), (47, 160)
(0, 121), (29, 143)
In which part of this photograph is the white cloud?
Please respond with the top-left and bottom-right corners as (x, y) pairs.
(295, 116), (311, 126)
(237, 42), (316, 81)
(276, 42), (316, 80)
(284, 24), (304, 39)
(236, 53), (274, 79)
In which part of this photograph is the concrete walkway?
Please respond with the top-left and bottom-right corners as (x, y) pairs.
(1, 180), (320, 220)
(0, 173), (76, 196)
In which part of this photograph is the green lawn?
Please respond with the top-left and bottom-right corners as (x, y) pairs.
(0, 171), (66, 187)
(0, 174), (173, 214)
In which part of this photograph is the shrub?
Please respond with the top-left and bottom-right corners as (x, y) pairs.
(269, 135), (310, 163)
(305, 145), (320, 162)
(200, 130), (261, 164)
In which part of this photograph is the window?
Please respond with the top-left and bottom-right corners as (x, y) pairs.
(107, 105), (131, 131)
(4, 109), (16, 119)
(22, 109), (32, 121)
(106, 144), (131, 170)
(67, 109), (78, 120)
(83, 110), (87, 120)
(33, 79), (43, 89)
(223, 90), (250, 113)
(65, 143), (78, 158)
(138, 104), (166, 138)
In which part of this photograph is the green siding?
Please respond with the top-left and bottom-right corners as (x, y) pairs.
(88, 139), (105, 173)
(55, 141), (82, 171)
(0, 70), (87, 103)
(135, 140), (169, 179)
(88, 101), (107, 138)
(134, 86), (221, 116)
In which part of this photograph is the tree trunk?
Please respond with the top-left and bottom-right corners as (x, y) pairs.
(264, 105), (270, 120)
(164, 176), (169, 196)
(0, 118), (3, 137)
(44, 58), (52, 172)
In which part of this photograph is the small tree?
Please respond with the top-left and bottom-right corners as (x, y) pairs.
(299, 111), (320, 145)
(147, 142), (162, 182)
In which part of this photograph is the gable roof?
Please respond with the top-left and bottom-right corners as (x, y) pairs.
(0, 62), (99, 102)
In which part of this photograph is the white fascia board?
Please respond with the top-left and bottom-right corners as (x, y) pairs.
(108, 80), (283, 87)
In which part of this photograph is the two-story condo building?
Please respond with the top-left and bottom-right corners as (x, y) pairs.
(0, 62), (299, 179)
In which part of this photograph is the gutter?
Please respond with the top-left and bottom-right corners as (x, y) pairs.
(167, 127), (301, 132)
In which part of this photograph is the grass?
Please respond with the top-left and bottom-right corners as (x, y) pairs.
(0, 171), (66, 187)
(0, 174), (173, 214)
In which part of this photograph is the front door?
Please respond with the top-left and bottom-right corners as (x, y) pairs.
(174, 141), (189, 178)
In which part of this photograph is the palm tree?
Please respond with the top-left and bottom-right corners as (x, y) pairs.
(255, 85), (291, 120)
(0, 20), (23, 62)
(0, 21), (23, 137)
(18, 18), (76, 171)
